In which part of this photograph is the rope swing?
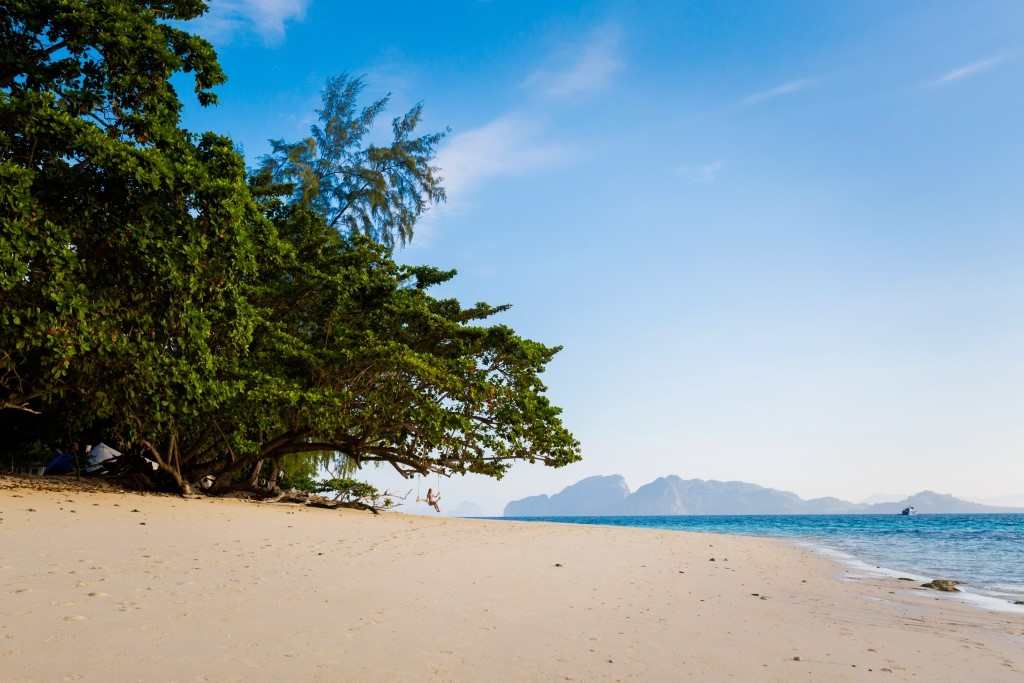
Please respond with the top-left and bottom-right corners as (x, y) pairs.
(416, 471), (442, 511)
(415, 471), (442, 501)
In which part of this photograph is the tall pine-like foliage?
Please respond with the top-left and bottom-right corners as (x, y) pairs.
(259, 74), (446, 248)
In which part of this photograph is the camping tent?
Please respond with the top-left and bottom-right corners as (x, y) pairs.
(43, 451), (75, 475)
(84, 442), (121, 473)
(42, 442), (158, 476)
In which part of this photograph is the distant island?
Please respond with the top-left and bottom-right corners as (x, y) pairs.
(504, 475), (1024, 517)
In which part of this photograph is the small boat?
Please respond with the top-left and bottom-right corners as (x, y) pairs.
(900, 506), (916, 516)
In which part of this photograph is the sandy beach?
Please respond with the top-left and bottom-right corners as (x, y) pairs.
(2, 479), (1023, 682)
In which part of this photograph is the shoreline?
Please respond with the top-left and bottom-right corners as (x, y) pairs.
(798, 541), (1024, 615)
(3, 480), (1024, 681)
(497, 512), (1024, 612)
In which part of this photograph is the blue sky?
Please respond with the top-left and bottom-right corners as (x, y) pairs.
(182, 1), (1024, 514)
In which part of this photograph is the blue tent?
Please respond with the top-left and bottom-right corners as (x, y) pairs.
(43, 451), (75, 475)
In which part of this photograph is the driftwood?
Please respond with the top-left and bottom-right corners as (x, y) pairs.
(262, 488), (408, 514)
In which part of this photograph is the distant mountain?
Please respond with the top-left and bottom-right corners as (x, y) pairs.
(615, 476), (865, 515)
(868, 490), (1022, 515)
(503, 476), (1024, 517)
(503, 475), (630, 516)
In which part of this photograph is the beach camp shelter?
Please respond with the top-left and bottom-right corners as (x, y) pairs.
(84, 442), (122, 473)
(43, 451), (75, 475)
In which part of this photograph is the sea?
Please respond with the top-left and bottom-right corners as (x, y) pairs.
(499, 513), (1024, 611)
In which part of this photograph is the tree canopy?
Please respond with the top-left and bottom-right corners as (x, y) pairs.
(1, 0), (580, 501)
(1, 0), (263, 466)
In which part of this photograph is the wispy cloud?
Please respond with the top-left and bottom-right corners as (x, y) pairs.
(412, 115), (571, 244)
(742, 78), (818, 106)
(436, 115), (571, 201)
(196, 0), (309, 45)
(678, 160), (725, 183)
(929, 55), (1008, 86)
(524, 24), (623, 97)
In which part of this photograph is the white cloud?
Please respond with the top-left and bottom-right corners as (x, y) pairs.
(678, 160), (725, 183)
(742, 78), (818, 106)
(929, 55), (1007, 86)
(436, 115), (571, 201)
(524, 24), (623, 97)
(409, 115), (570, 244)
(196, 0), (309, 45)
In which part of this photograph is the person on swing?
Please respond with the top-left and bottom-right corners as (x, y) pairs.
(425, 487), (442, 513)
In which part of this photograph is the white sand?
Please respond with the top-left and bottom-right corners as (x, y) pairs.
(2, 479), (1023, 681)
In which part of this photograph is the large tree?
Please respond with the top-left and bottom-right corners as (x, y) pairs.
(1, 0), (270, 489)
(1, 1), (581, 498)
(172, 197), (580, 493)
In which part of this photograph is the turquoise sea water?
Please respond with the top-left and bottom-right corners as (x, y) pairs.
(500, 514), (1024, 607)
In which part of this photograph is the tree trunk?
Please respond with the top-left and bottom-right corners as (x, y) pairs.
(266, 460), (280, 491)
(247, 459), (264, 488)
(141, 440), (193, 495)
